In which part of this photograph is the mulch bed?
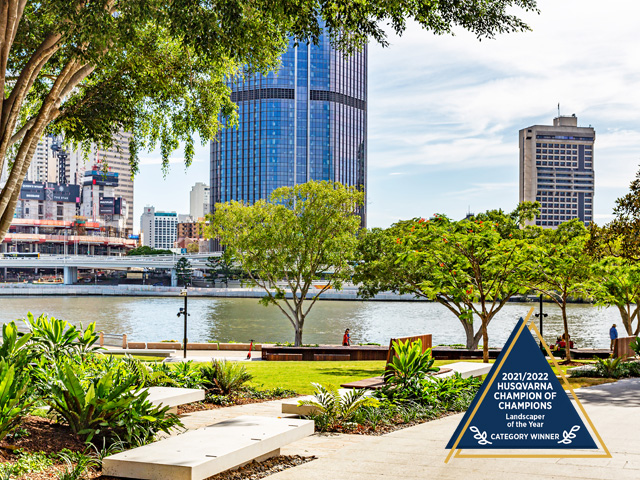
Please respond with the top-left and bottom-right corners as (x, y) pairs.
(0, 416), (86, 461)
(178, 394), (297, 415)
(320, 410), (464, 436)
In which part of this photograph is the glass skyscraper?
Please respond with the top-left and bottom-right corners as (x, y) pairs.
(210, 33), (367, 225)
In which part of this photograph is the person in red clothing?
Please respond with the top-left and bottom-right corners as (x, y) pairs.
(342, 328), (351, 346)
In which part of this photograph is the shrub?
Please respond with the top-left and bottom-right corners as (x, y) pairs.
(630, 337), (640, 356)
(56, 451), (99, 480)
(382, 339), (439, 399)
(25, 313), (99, 361)
(594, 356), (624, 378)
(0, 360), (32, 442)
(45, 363), (181, 446)
(200, 360), (252, 395)
(419, 374), (483, 410)
(299, 383), (378, 432)
(168, 361), (204, 389)
(0, 322), (32, 369)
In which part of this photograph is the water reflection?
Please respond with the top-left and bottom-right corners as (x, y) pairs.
(0, 296), (619, 348)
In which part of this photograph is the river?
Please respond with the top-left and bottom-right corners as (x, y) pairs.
(0, 296), (621, 349)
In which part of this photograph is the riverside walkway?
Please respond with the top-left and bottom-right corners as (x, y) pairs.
(263, 378), (640, 480)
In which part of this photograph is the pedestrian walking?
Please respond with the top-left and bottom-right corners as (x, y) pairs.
(342, 328), (351, 346)
(610, 324), (618, 352)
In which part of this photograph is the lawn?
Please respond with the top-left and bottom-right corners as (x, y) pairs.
(242, 358), (612, 394)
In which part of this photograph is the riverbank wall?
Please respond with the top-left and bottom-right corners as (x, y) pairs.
(0, 283), (424, 301)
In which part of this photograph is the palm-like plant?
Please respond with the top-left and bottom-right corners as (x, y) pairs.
(0, 360), (32, 442)
(299, 383), (378, 430)
(0, 322), (32, 369)
(200, 360), (252, 395)
(594, 356), (623, 378)
(26, 313), (99, 360)
(382, 339), (439, 399)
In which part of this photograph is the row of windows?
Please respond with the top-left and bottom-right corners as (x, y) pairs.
(536, 143), (593, 149)
(536, 161), (593, 168)
(536, 135), (594, 141)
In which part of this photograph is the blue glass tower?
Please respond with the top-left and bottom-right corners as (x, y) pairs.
(210, 34), (367, 225)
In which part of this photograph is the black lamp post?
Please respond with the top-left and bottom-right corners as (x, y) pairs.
(534, 294), (548, 351)
(177, 288), (189, 358)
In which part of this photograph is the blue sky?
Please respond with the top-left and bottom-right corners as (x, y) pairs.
(132, 0), (640, 232)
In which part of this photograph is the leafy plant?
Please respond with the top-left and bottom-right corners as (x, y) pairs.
(45, 363), (181, 445)
(382, 339), (439, 399)
(0, 360), (32, 442)
(0, 321), (32, 368)
(299, 383), (378, 431)
(630, 337), (640, 356)
(0, 451), (53, 477)
(594, 356), (624, 378)
(200, 360), (253, 395)
(26, 313), (100, 360)
(57, 451), (100, 480)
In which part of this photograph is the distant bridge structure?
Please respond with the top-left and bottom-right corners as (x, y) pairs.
(0, 253), (222, 286)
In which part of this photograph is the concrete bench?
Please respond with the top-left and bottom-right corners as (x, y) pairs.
(102, 416), (314, 480)
(438, 362), (492, 378)
(146, 387), (205, 414)
(98, 348), (175, 358)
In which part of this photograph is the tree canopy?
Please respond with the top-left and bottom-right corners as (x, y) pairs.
(205, 180), (364, 346)
(0, 0), (538, 241)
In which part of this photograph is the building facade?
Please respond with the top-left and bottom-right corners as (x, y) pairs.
(519, 115), (595, 228)
(65, 132), (135, 231)
(189, 182), (210, 219)
(140, 206), (183, 250)
(210, 33), (367, 229)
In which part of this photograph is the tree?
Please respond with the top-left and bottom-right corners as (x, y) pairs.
(0, 0), (538, 242)
(127, 246), (172, 256)
(175, 257), (192, 287)
(525, 220), (591, 362)
(587, 167), (640, 260)
(206, 180), (364, 346)
(205, 255), (238, 286)
(589, 257), (640, 337)
(186, 242), (199, 254)
(357, 204), (538, 361)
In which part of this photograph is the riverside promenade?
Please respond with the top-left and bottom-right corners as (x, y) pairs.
(266, 379), (640, 480)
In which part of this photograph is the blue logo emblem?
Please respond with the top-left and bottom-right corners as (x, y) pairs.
(446, 315), (599, 453)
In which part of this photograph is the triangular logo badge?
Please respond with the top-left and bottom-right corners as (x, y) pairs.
(445, 308), (610, 462)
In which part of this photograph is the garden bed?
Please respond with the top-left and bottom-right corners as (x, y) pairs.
(178, 388), (298, 414)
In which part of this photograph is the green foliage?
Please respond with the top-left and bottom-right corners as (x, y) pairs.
(0, 451), (54, 478)
(589, 258), (640, 336)
(207, 180), (364, 346)
(25, 313), (100, 361)
(127, 246), (173, 256)
(594, 357), (623, 378)
(200, 360), (253, 396)
(300, 383), (379, 432)
(206, 256), (241, 284)
(0, 321), (32, 369)
(631, 337), (640, 356)
(0, 360), (32, 443)
(383, 339), (438, 395)
(45, 362), (181, 445)
(56, 451), (99, 480)
(175, 257), (193, 286)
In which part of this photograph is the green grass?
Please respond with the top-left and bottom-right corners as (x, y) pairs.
(243, 359), (483, 394)
(244, 361), (387, 394)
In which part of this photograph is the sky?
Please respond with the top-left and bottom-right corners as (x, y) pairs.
(132, 0), (640, 232)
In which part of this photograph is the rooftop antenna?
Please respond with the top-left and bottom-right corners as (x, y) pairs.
(557, 103), (560, 117)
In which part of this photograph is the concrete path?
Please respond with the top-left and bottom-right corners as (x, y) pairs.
(263, 379), (640, 480)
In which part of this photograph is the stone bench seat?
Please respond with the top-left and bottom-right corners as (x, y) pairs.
(102, 415), (314, 480)
(146, 387), (205, 414)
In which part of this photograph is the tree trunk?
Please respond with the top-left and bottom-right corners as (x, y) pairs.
(482, 317), (489, 363)
(616, 304), (633, 336)
(461, 318), (481, 349)
(561, 304), (571, 362)
(294, 327), (303, 347)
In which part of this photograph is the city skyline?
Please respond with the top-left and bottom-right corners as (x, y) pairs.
(133, 0), (640, 232)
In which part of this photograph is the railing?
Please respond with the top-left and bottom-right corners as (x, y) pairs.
(99, 332), (128, 348)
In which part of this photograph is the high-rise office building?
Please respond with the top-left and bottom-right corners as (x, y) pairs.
(189, 182), (210, 219)
(519, 115), (595, 228)
(210, 33), (367, 229)
(65, 132), (135, 232)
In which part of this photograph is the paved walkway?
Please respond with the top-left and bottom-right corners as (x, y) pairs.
(259, 379), (640, 480)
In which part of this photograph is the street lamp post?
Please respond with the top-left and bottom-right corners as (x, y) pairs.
(178, 288), (189, 358)
(534, 294), (548, 351)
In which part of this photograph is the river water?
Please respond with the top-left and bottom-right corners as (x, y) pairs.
(0, 296), (620, 349)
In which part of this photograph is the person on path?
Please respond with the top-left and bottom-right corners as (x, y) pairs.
(610, 324), (618, 352)
(342, 328), (351, 346)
